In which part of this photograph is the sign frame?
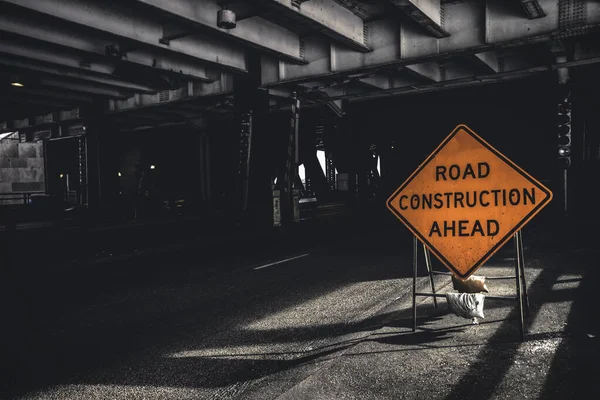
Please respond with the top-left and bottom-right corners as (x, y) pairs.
(386, 123), (553, 278)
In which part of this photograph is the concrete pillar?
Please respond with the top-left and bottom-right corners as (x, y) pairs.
(198, 132), (212, 208)
(336, 105), (357, 202)
(233, 54), (273, 228)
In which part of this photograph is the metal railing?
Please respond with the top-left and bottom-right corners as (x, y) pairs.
(0, 192), (46, 205)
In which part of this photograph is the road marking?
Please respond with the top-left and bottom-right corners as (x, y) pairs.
(253, 253), (309, 270)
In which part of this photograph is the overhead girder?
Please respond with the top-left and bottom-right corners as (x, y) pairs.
(261, 0), (371, 52)
(261, 0), (600, 87)
(305, 44), (600, 103)
(38, 77), (132, 98)
(133, 0), (305, 64)
(404, 62), (441, 82)
(486, 0), (600, 44)
(0, 94), (75, 110)
(107, 73), (234, 113)
(0, 11), (215, 83)
(0, 42), (159, 94)
(359, 73), (422, 90)
(469, 52), (501, 74)
(1, 0), (248, 73)
(519, 0), (546, 19)
(388, 0), (450, 38)
(5, 87), (94, 104)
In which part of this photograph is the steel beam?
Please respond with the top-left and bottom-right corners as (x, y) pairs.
(318, 51), (600, 103)
(404, 62), (441, 82)
(520, 0), (546, 19)
(39, 78), (132, 98)
(486, 0), (558, 44)
(0, 11), (214, 82)
(358, 75), (392, 90)
(5, 87), (93, 103)
(388, 0), (450, 38)
(1, 0), (248, 73)
(107, 76), (233, 113)
(263, 0), (370, 52)
(470, 52), (501, 73)
(440, 60), (476, 81)
(267, 1), (487, 85)
(278, 36), (332, 83)
(135, 0), (305, 63)
(0, 42), (158, 94)
(0, 94), (74, 109)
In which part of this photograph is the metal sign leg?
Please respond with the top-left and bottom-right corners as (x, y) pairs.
(517, 231), (529, 316)
(423, 244), (438, 308)
(412, 236), (418, 332)
(514, 231), (525, 342)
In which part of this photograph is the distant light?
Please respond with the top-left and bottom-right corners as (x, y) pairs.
(118, 172), (122, 177)
(150, 165), (156, 170)
(59, 174), (64, 178)
(9, 74), (24, 87)
(558, 147), (571, 157)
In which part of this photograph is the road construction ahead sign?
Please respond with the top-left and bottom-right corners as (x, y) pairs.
(386, 124), (552, 279)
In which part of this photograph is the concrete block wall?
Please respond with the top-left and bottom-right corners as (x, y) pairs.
(0, 138), (45, 205)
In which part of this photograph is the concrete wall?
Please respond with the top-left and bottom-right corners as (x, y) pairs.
(0, 137), (45, 204)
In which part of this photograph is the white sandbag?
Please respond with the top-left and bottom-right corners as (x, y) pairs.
(452, 274), (489, 293)
(446, 292), (485, 319)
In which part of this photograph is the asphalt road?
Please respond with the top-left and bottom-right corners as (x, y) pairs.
(1, 213), (599, 399)
(1, 214), (413, 399)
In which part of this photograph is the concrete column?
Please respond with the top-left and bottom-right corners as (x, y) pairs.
(334, 106), (356, 201)
(198, 132), (212, 207)
(233, 54), (273, 228)
(83, 101), (119, 219)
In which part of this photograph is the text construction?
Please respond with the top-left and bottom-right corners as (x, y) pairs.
(386, 124), (552, 279)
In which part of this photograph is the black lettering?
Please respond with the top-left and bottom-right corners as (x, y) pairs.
(399, 195), (408, 210)
(436, 166), (447, 181)
(422, 193), (432, 209)
(454, 192), (465, 208)
(410, 194), (419, 210)
(429, 221), (441, 237)
(459, 220), (469, 236)
(449, 164), (460, 180)
(463, 163), (476, 179)
(444, 220), (456, 237)
(444, 192), (452, 208)
(478, 162), (490, 178)
(502, 189), (507, 206)
(509, 189), (520, 205)
(434, 193), (443, 209)
(492, 189), (501, 206)
(487, 219), (499, 236)
(480, 191), (490, 207)
(523, 188), (536, 205)
(471, 220), (485, 236)
(466, 191), (477, 207)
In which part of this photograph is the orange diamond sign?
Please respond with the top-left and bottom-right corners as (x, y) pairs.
(386, 124), (553, 279)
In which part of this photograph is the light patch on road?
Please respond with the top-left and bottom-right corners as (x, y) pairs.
(168, 348), (293, 360)
(167, 278), (403, 360)
(496, 272), (581, 398)
(244, 281), (390, 330)
(551, 274), (583, 290)
(17, 383), (215, 400)
(252, 253), (309, 270)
